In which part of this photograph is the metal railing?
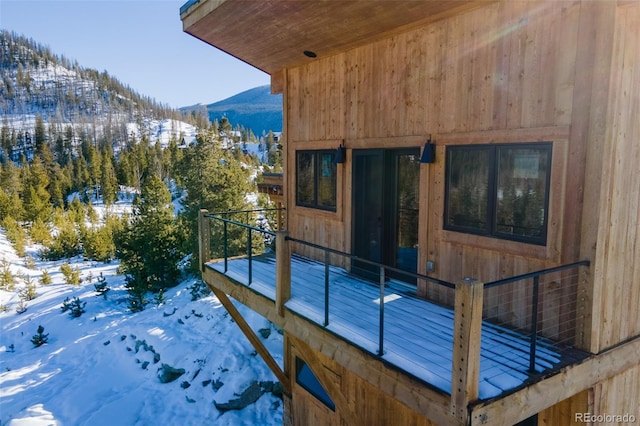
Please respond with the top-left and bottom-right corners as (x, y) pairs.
(200, 209), (591, 384)
(205, 208), (284, 284)
(284, 235), (454, 357)
(484, 260), (590, 374)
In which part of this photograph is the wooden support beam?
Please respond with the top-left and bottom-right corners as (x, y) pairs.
(198, 209), (211, 273)
(210, 286), (291, 396)
(451, 278), (484, 425)
(470, 336), (640, 426)
(275, 230), (291, 317)
(289, 335), (359, 426)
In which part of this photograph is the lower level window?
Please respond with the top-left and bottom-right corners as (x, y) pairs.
(444, 143), (552, 245)
(295, 357), (335, 411)
(296, 150), (337, 211)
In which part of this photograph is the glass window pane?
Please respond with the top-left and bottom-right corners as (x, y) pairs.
(496, 146), (550, 239)
(295, 357), (335, 411)
(317, 152), (336, 209)
(446, 148), (490, 232)
(396, 153), (420, 272)
(296, 152), (315, 205)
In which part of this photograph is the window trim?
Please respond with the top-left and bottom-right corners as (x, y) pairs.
(444, 142), (552, 246)
(295, 149), (337, 212)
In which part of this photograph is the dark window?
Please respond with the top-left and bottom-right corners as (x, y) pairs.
(295, 357), (335, 411)
(296, 150), (337, 211)
(445, 143), (552, 245)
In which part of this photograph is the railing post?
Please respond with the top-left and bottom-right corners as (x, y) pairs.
(223, 220), (228, 273)
(247, 227), (253, 284)
(198, 209), (210, 274)
(529, 276), (540, 374)
(275, 231), (291, 318)
(451, 277), (483, 425)
(378, 265), (385, 356)
(324, 250), (330, 326)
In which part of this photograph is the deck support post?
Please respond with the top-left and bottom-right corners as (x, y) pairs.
(210, 286), (292, 396)
(451, 277), (484, 425)
(198, 209), (210, 273)
(276, 230), (291, 317)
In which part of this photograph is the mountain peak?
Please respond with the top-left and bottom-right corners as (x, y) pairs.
(181, 85), (283, 136)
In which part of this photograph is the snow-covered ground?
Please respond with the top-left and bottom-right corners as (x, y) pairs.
(0, 222), (283, 425)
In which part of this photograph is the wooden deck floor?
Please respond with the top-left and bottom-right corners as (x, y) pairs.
(208, 253), (587, 400)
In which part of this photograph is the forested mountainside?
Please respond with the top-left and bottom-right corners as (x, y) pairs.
(0, 30), (206, 160)
(0, 30), (281, 278)
(181, 85), (283, 137)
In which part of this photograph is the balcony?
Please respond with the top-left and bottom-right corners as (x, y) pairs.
(198, 209), (594, 424)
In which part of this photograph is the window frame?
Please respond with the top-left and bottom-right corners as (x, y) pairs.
(295, 149), (337, 212)
(444, 142), (552, 246)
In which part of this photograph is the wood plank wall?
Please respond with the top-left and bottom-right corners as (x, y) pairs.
(282, 1), (630, 340)
(590, 2), (640, 352)
(289, 337), (438, 426)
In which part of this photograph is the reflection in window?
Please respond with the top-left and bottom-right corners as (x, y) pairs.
(445, 143), (551, 245)
(296, 150), (336, 211)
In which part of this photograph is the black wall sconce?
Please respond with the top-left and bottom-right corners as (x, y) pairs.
(420, 135), (435, 164)
(335, 143), (346, 164)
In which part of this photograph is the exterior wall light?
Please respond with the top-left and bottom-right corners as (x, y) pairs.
(420, 135), (435, 163)
(335, 144), (346, 164)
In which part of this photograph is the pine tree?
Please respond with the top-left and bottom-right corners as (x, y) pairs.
(100, 147), (118, 205)
(176, 129), (255, 267)
(22, 157), (51, 223)
(115, 172), (185, 304)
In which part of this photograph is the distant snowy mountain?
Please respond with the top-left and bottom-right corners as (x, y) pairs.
(181, 85), (282, 137)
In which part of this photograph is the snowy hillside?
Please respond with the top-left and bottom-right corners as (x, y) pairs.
(1, 30), (199, 154)
(0, 230), (283, 425)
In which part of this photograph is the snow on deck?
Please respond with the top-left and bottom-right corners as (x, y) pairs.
(208, 253), (585, 400)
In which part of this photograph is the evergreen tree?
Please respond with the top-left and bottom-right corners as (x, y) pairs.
(115, 173), (184, 303)
(177, 130), (255, 267)
(22, 157), (51, 223)
(100, 147), (118, 205)
(34, 114), (46, 156)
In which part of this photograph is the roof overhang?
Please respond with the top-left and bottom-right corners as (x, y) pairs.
(180, 0), (493, 75)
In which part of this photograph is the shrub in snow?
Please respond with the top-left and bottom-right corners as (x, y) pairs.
(154, 288), (165, 305)
(2, 216), (26, 257)
(93, 273), (110, 299)
(31, 325), (49, 347)
(60, 262), (81, 285)
(24, 254), (36, 269)
(125, 278), (147, 313)
(41, 220), (81, 260)
(0, 258), (15, 290)
(189, 280), (211, 301)
(15, 299), (27, 314)
(61, 297), (86, 318)
(18, 276), (37, 301)
(28, 218), (52, 245)
(39, 270), (52, 285)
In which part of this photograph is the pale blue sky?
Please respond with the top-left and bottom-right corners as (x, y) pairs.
(0, 0), (270, 108)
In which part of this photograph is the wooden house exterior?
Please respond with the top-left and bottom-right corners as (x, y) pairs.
(181, 1), (640, 425)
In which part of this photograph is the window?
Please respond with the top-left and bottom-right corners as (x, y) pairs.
(296, 150), (337, 211)
(295, 357), (335, 411)
(444, 143), (552, 245)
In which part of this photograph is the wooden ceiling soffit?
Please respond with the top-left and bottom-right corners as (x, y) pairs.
(181, 0), (492, 75)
